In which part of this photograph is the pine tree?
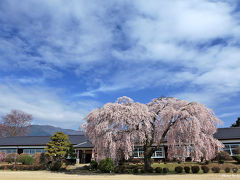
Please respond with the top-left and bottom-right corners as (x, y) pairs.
(232, 117), (240, 127)
(66, 144), (76, 159)
(45, 132), (71, 169)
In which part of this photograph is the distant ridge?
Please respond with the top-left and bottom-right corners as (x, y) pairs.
(27, 125), (81, 136)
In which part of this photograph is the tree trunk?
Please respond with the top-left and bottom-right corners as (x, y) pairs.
(144, 146), (153, 171)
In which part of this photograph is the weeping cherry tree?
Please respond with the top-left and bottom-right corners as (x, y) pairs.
(83, 96), (223, 171)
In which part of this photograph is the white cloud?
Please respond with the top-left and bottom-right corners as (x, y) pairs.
(0, 83), (100, 129)
(1, 0), (240, 112)
(218, 112), (239, 118)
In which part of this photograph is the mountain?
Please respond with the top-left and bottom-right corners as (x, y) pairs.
(27, 125), (81, 136)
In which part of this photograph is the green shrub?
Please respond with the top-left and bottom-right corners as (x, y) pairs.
(175, 166), (183, 173)
(205, 160), (211, 165)
(233, 156), (240, 164)
(98, 158), (114, 173)
(114, 166), (124, 173)
(49, 161), (62, 171)
(201, 165), (209, 173)
(5, 153), (19, 164)
(211, 166), (220, 173)
(90, 160), (98, 170)
(163, 167), (169, 174)
(191, 166), (200, 173)
(155, 167), (162, 173)
(225, 167), (230, 173)
(18, 154), (34, 165)
(1, 164), (44, 171)
(215, 151), (232, 163)
(140, 169), (145, 173)
(232, 147), (240, 155)
(184, 166), (190, 173)
(218, 160), (224, 164)
(33, 153), (42, 165)
(232, 167), (238, 173)
(124, 169), (133, 174)
(82, 165), (90, 170)
(133, 167), (139, 174)
(146, 167), (153, 173)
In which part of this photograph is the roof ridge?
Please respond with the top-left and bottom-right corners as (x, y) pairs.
(218, 127), (240, 129)
(0, 134), (84, 138)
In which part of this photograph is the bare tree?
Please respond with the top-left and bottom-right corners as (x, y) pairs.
(1, 110), (33, 137)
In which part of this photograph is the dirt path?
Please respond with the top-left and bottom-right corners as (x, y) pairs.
(0, 171), (240, 180)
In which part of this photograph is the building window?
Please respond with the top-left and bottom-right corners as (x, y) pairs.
(0, 149), (17, 154)
(133, 146), (164, 158)
(23, 149), (45, 154)
(223, 144), (240, 156)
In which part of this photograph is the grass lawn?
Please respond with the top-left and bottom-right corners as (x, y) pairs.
(0, 171), (240, 180)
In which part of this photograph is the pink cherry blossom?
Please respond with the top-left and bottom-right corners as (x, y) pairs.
(83, 96), (223, 170)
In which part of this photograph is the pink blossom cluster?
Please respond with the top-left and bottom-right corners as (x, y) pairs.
(83, 96), (223, 163)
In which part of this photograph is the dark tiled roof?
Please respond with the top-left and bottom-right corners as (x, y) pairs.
(74, 141), (94, 148)
(0, 135), (93, 147)
(0, 128), (239, 147)
(214, 127), (240, 140)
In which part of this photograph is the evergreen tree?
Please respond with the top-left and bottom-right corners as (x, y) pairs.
(232, 117), (240, 127)
(45, 132), (71, 169)
(66, 144), (76, 159)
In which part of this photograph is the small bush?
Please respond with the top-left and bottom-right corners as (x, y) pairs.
(98, 158), (114, 173)
(36, 153), (50, 169)
(225, 167), (231, 173)
(146, 167), (153, 173)
(114, 166), (124, 173)
(201, 165), (209, 173)
(233, 156), (240, 164)
(124, 169), (133, 174)
(5, 153), (19, 164)
(133, 167), (139, 174)
(140, 169), (145, 173)
(18, 154), (34, 165)
(33, 153), (41, 165)
(205, 160), (211, 165)
(82, 165), (90, 170)
(175, 166), (183, 173)
(90, 160), (98, 170)
(232, 167), (238, 173)
(218, 160), (224, 164)
(184, 166), (190, 173)
(130, 158), (142, 164)
(49, 161), (62, 171)
(232, 147), (240, 155)
(191, 166), (200, 174)
(155, 167), (162, 173)
(211, 166), (220, 173)
(162, 167), (169, 174)
(215, 151), (232, 162)
(2, 164), (44, 171)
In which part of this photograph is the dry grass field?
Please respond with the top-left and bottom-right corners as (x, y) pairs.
(0, 171), (240, 180)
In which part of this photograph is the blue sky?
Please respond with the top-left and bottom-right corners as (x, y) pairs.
(0, 0), (240, 129)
